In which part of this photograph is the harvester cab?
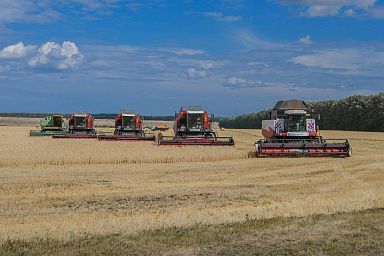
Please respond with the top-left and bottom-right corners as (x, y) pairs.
(158, 106), (234, 146)
(175, 106), (214, 137)
(116, 113), (140, 133)
(255, 100), (351, 157)
(262, 100), (318, 140)
(97, 112), (155, 141)
(30, 115), (66, 136)
(52, 113), (97, 139)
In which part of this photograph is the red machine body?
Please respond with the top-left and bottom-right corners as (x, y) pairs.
(114, 113), (142, 133)
(173, 107), (213, 137)
(158, 106), (234, 146)
(53, 113), (97, 139)
(97, 112), (155, 141)
(68, 114), (94, 131)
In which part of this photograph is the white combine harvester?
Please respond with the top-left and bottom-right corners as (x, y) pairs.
(255, 99), (351, 157)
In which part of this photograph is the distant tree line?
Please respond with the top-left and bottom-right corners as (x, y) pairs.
(218, 93), (384, 132)
(2, 93), (383, 131)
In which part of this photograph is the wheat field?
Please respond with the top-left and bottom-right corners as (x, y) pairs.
(0, 126), (383, 247)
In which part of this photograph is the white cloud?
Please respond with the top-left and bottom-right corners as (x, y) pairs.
(160, 48), (205, 56)
(0, 0), (32, 24)
(223, 77), (262, 88)
(71, 0), (119, 9)
(0, 0), (154, 25)
(291, 48), (384, 70)
(0, 0), (60, 24)
(203, 12), (242, 22)
(0, 41), (83, 70)
(29, 41), (84, 69)
(344, 8), (356, 16)
(298, 35), (312, 44)
(199, 62), (214, 69)
(235, 29), (280, 49)
(278, 0), (377, 17)
(0, 42), (35, 59)
(185, 68), (207, 79)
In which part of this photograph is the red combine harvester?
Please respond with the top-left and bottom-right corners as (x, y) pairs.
(97, 112), (155, 141)
(158, 106), (234, 146)
(53, 113), (97, 139)
(255, 100), (351, 157)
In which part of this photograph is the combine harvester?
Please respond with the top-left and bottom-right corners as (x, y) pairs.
(97, 111), (155, 141)
(255, 100), (351, 157)
(30, 115), (66, 136)
(158, 106), (234, 146)
(53, 112), (97, 139)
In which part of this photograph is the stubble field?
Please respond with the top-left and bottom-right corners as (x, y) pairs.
(0, 124), (383, 255)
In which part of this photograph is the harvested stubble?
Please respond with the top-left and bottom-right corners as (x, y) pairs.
(0, 126), (383, 244)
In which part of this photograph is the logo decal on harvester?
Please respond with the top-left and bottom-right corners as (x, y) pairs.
(307, 120), (316, 132)
(275, 121), (283, 132)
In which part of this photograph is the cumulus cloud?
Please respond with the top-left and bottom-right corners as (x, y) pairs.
(0, 42), (35, 59)
(203, 12), (242, 22)
(0, 41), (83, 70)
(278, 0), (377, 17)
(185, 68), (207, 79)
(291, 48), (384, 70)
(29, 41), (84, 69)
(222, 77), (262, 88)
(298, 35), (312, 44)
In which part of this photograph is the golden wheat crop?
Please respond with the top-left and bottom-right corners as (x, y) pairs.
(0, 126), (247, 167)
(0, 126), (383, 242)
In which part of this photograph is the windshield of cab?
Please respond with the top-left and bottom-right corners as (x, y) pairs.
(74, 116), (86, 127)
(122, 116), (135, 129)
(53, 116), (62, 127)
(287, 114), (306, 132)
(187, 113), (203, 129)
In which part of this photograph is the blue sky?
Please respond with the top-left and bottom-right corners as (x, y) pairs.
(0, 0), (383, 115)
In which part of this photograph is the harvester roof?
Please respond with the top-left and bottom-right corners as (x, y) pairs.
(120, 109), (137, 115)
(180, 106), (203, 112)
(273, 99), (308, 111)
(72, 111), (89, 116)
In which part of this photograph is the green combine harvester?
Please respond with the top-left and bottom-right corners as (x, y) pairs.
(30, 115), (67, 136)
